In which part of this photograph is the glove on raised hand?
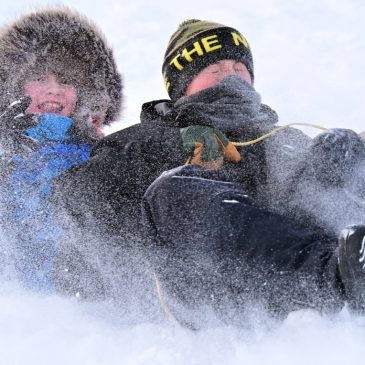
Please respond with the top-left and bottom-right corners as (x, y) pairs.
(0, 96), (39, 157)
(180, 125), (241, 169)
(307, 128), (365, 187)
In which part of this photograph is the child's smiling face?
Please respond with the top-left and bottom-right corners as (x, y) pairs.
(23, 74), (77, 117)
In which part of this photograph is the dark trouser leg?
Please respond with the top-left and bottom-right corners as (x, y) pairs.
(142, 166), (343, 319)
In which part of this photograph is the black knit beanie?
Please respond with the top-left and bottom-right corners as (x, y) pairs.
(162, 19), (254, 101)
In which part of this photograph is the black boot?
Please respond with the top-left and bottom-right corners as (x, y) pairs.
(338, 224), (365, 311)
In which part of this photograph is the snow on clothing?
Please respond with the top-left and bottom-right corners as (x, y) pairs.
(0, 8), (122, 139)
(53, 77), (307, 238)
(142, 166), (343, 323)
(274, 129), (365, 236)
(3, 114), (92, 291)
(0, 8), (122, 292)
(50, 77), (353, 317)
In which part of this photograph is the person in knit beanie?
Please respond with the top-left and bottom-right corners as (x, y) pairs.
(0, 7), (122, 293)
(162, 19), (254, 101)
(160, 19), (260, 169)
(51, 19), (365, 327)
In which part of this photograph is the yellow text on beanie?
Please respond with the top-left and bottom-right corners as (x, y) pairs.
(162, 19), (254, 101)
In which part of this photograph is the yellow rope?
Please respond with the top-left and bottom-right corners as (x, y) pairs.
(232, 122), (328, 147)
(184, 122), (327, 162)
(153, 272), (179, 324)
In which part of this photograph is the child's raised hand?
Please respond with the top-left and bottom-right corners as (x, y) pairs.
(0, 96), (39, 157)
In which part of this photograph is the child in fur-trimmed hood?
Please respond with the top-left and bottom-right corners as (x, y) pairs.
(0, 7), (122, 292)
(0, 6), (122, 142)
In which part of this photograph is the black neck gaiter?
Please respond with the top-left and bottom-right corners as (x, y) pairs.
(173, 76), (277, 136)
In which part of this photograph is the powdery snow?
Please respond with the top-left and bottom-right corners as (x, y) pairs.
(0, 281), (364, 365)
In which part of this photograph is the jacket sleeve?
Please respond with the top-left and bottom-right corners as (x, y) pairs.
(52, 124), (183, 227)
(49, 123), (184, 298)
(281, 128), (365, 193)
(273, 128), (365, 234)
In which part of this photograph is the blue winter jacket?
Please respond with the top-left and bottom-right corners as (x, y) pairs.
(4, 114), (93, 292)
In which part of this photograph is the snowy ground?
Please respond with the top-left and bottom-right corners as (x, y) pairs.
(0, 279), (364, 365)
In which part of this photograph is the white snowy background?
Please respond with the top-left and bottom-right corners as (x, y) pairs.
(0, 0), (365, 364)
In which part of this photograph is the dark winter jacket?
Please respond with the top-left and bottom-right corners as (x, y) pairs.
(53, 77), (311, 233)
(51, 78), (316, 300)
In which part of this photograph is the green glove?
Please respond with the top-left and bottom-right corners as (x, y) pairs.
(180, 125), (241, 169)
